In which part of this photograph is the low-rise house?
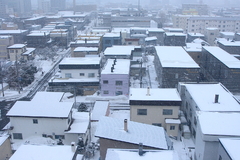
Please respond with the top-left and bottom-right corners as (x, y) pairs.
(0, 36), (14, 59)
(106, 148), (179, 160)
(202, 46), (240, 92)
(195, 112), (240, 160)
(6, 92), (89, 145)
(145, 36), (157, 46)
(26, 31), (51, 48)
(9, 144), (79, 160)
(72, 47), (99, 57)
(0, 136), (12, 160)
(48, 57), (101, 95)
(219, 32), (235, 40)
(95, 116), (173, 160)
(178, 82), (240, 141)
(100, 59), (130, 96)
(102, 33), (121, 51)
(218, 138), (240, 160)
(186, 33), (205, 43)
(0, 30), (28, 44)
(164, 32), (186, 46)
(217, 40), (240, 56)
(7, 44), (35, 61)
(130, 87), (181, 137)
(147, 28), (165, 45)
(154, 46), (200, 88)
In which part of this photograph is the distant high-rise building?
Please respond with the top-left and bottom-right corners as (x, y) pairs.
(4, 0), (32, 16)
(51, 0), (66, 12)
(0, 0), (7, 18)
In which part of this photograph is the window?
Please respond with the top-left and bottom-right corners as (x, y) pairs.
(115, 91), (123, 96)
(33, 119), (38, 124)
(13, 133), (23, 139)
(65, 73), (72, 78)
(80, 73), (85, 76)
(103, 80), (108, 84)
(210, 33), (214, 35)
(163, 109), (173, 115)
(115, 81), (123, 86)
(170, 126), (175, 130)
(137, 109), (147, 115)
(55, 135), (65, 139)
(152, 123), (162, 127)
(103, 90), (109, 94)
(88, 73), (95, 78)
(15, 50), (18, 53)
(10, 50), (14, 53)
(105, 40), (111, 44)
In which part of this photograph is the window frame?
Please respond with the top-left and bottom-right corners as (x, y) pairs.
(163, 109), (173, 115)
(137, 109), (147, 115)
(13, 133), (23, 139)
(115, 81), (123, 86)
(33, 119), (38, 124)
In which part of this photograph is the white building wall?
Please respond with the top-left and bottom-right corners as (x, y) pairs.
(10, 117), (69, 142)
(61, 69), (99, 79)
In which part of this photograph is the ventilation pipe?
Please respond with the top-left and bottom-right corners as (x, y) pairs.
(71, 142), (76, 152)
(124, 119), (128, 132)
(139, 143), (143, 156)
(214, 94), (219, 103)
(146, 86), (150, 96)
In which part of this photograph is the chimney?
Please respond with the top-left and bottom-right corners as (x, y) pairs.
(124, 119), (128, 132)
(146, 86), (150, 96)
(71, 142), (76, 152)
(214, 94), (219, 103)
(139, 143), (144, 156)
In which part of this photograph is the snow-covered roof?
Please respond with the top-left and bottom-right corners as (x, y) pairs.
(9, 144), (75, 160)
(101, 59), (130, 74)
(219, 138), (240, 160)
(50, 78), (99, 83)
(145, 36), (157, 41)
(7, 92), (73, 118)
(95, 116), (169, 149)
(60, 57), (101, 65)
(65, 112), (89, 134)
(7, 44), (25, 49)
(165, 32), (186, 36)
(155, 46), (200, 68)
(25, 16), (45, 21)
(220, 32), (235, 36)
(165, 119), (181, 124)
(188, 32), (204, 37)
(184, 83), (240, 112)
(22, 48), (36, 56)
(104, 46), (135, 56)
(71, 40), (100, 44)
(130, 88), (181, 101)
(203, 46), (240, 69)
(0, 30), (27, 34)
(192, 38), (209, 45)
(163, 28), (184, 32)
(184, 43), (202, 52)
(147, 28), (164, 32)
(217, 40), (240, 46)
(197, 112), (240, 136)
(74, 47), (98, 52)
(103, 33), (120, 38)
(91, 101), (109, 121)
(106, 149), (179, 160)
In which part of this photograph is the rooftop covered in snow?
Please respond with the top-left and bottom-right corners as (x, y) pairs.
(7, 44), (26, 49)
(203, 46), (240, 69)
(184, 83), (240, 112)
(106, 149), (179, 160)
(104, 46), (135, 56)
(155, 46), (200, 68)
(74, 47), (98, 52)
(197, 112), (240, 137)
(219, 138), (240, 160)
(91, 101), (109, 121)
(9, 144), (76, 160)
(59, 57), (101, 66)
(95, 116), (170, 150)
(7, 92), (73, 118)
(101, 59), (130, 74)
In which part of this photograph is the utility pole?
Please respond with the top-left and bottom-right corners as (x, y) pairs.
(0, 62), (4, 97)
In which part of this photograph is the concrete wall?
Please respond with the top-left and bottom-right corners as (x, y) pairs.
(100, 74), (130, 96)
(217, 142), (232, 160)
(0, 136), (12, 160)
